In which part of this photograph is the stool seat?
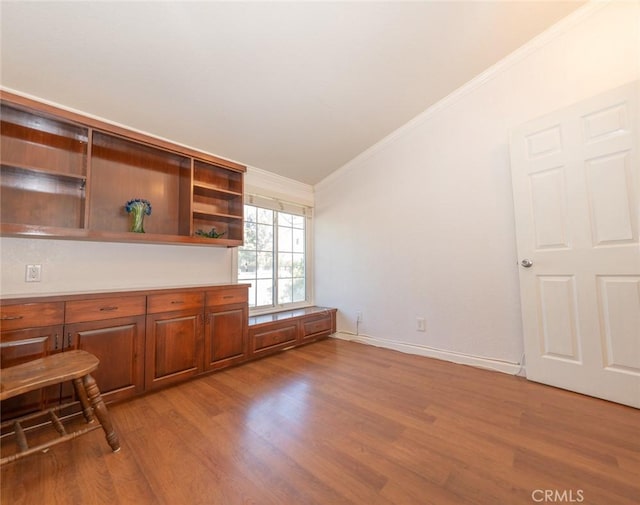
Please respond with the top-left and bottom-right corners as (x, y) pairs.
(1, 350), (99, 401)
(0, 350), (120, 465)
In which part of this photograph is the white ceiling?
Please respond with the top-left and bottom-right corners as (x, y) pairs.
(1, 1), (584, 185)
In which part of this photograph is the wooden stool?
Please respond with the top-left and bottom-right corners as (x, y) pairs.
(0, 350), (120, 465)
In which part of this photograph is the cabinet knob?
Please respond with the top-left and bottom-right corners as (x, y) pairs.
(520, 259), (533, 268)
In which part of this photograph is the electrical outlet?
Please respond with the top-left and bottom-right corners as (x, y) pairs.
(25, 264), (42, 283)
(416, 317), (426, 332)
(356, 311), (363, 323)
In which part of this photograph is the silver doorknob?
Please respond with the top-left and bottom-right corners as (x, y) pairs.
(520, 259), (533, 268)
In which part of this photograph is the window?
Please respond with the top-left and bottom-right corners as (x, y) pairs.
(238, 199), (310, 311)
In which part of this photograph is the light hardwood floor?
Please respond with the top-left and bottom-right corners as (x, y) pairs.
(2, 338), (639, 505)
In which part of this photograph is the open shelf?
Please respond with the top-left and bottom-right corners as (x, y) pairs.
(193, 211), (243, 222)
(193, 182), (242, 199)
(1, 103), (88, 178)
(0, 166), (86, 229)
(191, 159), (244, 243)
(1, 161), (87, 182)
(192, 215), (244, 244)
(193, 160), (242, 193)
(192, 203), (243, 220)
(89, 132), (191, 236)
(0, 103), (88, 230)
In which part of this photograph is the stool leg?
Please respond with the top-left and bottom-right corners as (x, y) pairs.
(72, 377), (95, 423)
(82, 373), (120, 452)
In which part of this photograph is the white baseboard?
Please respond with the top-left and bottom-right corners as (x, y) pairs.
(332, 331), (524, 376)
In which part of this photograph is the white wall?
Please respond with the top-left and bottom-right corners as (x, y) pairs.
(0, 238), (233, 296)
(314, 2), (640, 368)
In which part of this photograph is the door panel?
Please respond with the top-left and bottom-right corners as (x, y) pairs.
(66, 315), (145, 403)
(145, 310), (202, 390)
(510, 80), (640, 407)
(205, 307), (247, 370)
(529, 167), (569, 249)
(537, 276), (580, 361)
(585, 152), (635, 244)
(154, 317), (198, 376)
(0, 326), (61, 421)
(597, 276), (640, 373)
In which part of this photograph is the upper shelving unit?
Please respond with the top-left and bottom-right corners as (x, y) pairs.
(0, 91), (246, 247)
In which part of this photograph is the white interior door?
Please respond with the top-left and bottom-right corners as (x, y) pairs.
(510, 81), (640, 408)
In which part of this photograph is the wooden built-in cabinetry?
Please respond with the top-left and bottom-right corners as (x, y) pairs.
(0, 285), (244, 421)
(249, 307), (337, 357)
(0, 91), (245, 246)
(1, 285), (337, 422)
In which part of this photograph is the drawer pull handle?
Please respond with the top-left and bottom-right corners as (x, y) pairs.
(170, 300), (185, 304)
(222, 295), (234, 299)
(1, 315), (24, 321)
(99, 306), (118, 312)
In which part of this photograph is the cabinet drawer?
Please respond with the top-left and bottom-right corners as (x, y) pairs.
(0, 302), (64, 331)
(147, 292), (204, 314)
(302, 316), (332, 337)
(206, 288), (248, 307)
(65, 296), (146, 323)
(252, 324), (297, 351)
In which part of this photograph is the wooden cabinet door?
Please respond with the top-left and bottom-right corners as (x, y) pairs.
(145, 310), (203, 390)
(65, 315), (145, 403)
(204, 307), (247, 371)
(0, 326), (62, 421)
